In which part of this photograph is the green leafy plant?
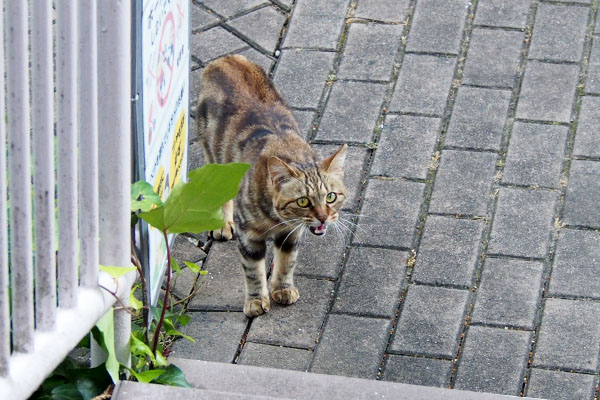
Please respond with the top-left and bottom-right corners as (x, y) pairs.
(32, 163), (249, 399)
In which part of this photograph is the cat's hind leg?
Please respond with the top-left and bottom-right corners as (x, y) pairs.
(212, 200), (235, 240)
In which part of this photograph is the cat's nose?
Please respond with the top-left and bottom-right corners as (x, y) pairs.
(316, 213), (328, 223)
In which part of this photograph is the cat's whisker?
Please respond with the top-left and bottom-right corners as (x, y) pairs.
(262, 218), (302, 236)
(338, 217), (369, 235)
(334, 219), (359, 240)
(281, 221), (304, 248)
(331, 221), (345, 245)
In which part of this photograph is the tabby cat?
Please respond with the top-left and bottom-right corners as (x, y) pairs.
(196, 55), (347, 317)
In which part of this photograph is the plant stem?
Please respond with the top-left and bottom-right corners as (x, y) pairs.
(151, 229), (173, 360)
(131, 234), (150, 346)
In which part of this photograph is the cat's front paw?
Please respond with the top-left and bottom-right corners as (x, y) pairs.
(244, 296), (270, 317)
(212, 220), (234, 241)
(271, 287), (299, 305)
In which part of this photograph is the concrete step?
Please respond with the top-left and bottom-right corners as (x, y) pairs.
(113, 357), (541, 400)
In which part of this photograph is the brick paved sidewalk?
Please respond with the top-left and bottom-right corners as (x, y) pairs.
(170, 1), (600, 398)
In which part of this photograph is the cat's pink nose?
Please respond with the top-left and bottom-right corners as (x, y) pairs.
(316, 214), (328, 223)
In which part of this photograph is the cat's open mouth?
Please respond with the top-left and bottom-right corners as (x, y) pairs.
(309, 223), (327, 236)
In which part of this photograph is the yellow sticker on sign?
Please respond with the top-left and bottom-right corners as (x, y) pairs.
(170, 110), (186, 188)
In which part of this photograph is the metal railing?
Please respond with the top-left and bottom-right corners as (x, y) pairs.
(0, 1), (135, 398)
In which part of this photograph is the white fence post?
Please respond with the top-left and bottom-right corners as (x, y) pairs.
(97, 0), (133, 368)
(6, 0), (34, 354)
(0, 0), (8, 377)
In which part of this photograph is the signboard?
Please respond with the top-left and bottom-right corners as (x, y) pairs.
(134, 0), (190, 305)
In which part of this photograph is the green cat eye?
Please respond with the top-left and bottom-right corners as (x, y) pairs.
(296, 197), (310, 208)
(326, 192), (337, 203)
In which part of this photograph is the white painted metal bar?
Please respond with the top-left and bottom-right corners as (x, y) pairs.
(79, 0), (100, 289)
(31, 0), (57, 331)
(0, 0), (8, 377)
(6, 0), (34, 354)
(97, 0), (133, 368)
(56, 0), (79, 308)
(0, 271), (137, 399)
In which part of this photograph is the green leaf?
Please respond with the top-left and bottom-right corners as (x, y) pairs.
(171, 258), (182, 276)
(99, 265), (137, 280)
(174, 314), (190, 326)
(150, 305), (162, 323)
(129, 286), (143, 311)
(183, 261), (200, 274)
(138, 163), (250, 234)
(93, 309), (120, 384)
(129, 368), (166, 384)
(163, 319), (195, 342)
(130, 333), (155, 363)
(49, 383), (83, 400)
(155, 350), (168, 367)
(153, 364), (192, 388)
(131, 181), (163, 212)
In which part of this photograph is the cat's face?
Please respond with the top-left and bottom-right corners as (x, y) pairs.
(268, 145), (347, 236)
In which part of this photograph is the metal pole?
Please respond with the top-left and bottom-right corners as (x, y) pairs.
(97, 0), (133, 368)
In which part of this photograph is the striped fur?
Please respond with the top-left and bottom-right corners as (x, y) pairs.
(197, 55), (347, 317)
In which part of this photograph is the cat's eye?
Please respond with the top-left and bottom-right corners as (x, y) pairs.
(296, 197), (310, 208)
(326, 192), (337, 203)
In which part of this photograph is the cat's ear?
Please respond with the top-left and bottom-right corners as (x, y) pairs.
(320, 144), (347, 174)
(267, 156), (300, 185)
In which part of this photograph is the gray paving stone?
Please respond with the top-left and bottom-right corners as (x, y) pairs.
(354, 0), (410, 23)
(445, 87), (511, 150)
(355, 179), (425, 248)
(391, 285), (469, 358)
(294, 211), (351, 279)
(235, 47), (274, 74)
(192, 26), (248, 63)
(502, 122), (568, 188)
(187, 134), (207, 170)
(574, 96), (600, 157)
(371, 115), (440, 180)
(171, 235), (207, 264)
(488, 187), (556, 258)
(389, 54), (456, 115)
(563, 160), (600, 228)
(529, 4), (589, 63)
(228, 6), (285, 53)
(406, 0), (469, 55)
(471, 258), (544, 329)
(273, 50), (335, 109)
(313, 145), (368, 211)
(201, 0), (267, 18)
(534, 298), (600, 372)
(515, 61), (579, 123)
(586, 38), (600, 94)
(454, 326), (531, 396)
(597, 8), (600, 34)
(462, 28), (524, 88)
(382, 355), (452, 388)
(550, 229), (600, 299)
(190, 67), (203, 107)
(310, 314), (390, 379)
(473, 0), (531, 28)
(170, 311), (247, 362)
(292, 109), (315, 139)
(315, 81), (386, 142)
(337, 23), (402, 81)
(332, 247), (407, 318)
(189, 240), (245, 311)
(413, 216), (485, 288)
(429, 150), (498, 216)
(191, 4), (220, 31)
(247, 277), (334, 349)
(527, 368), (597, 400)
(283, 0), (349, 49)
(239, 343), (312, 372)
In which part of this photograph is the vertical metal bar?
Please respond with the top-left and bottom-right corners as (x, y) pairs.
(6, 0), (33, 353)
(97, 0), (132, 367)
(78, 0), (99, 289)
(0, 0), (9, 376)
(31, 0), (56, 331)
(56, 0), (79, 308)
